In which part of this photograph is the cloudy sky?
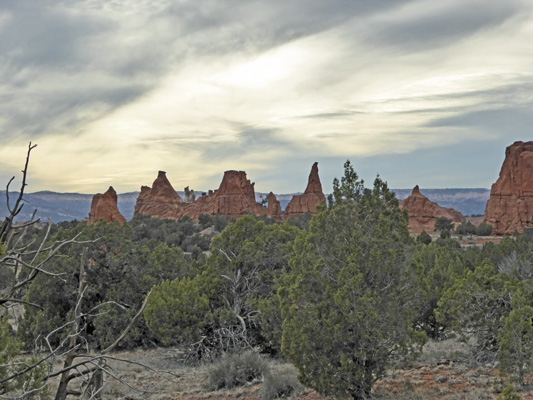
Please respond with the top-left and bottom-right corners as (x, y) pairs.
(1, 0), (532, 194)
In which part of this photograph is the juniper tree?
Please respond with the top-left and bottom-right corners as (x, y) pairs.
(280, 161), (425, 400)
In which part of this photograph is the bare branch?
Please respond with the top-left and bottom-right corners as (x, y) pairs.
(0, 142), (37, 243)
(102, 289), (152, 355)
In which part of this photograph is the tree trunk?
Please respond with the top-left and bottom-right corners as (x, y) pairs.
(55, 248), (87, 400)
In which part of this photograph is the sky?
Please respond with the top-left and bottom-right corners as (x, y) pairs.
(1, 0), (532, 195)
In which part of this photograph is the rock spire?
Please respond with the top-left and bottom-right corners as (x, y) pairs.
(133, 171), (182, 219)
(485, 141), (533, 235)
(285, 162), (326, 218)
(88, 186), (126, 225)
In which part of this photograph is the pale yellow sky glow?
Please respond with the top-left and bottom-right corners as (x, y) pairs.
(1, 0), (532, 194)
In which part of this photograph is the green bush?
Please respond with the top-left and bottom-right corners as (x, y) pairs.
(499, 384), (522, 400)
(205, 351), (269, 390)
(261, 365), (303, 400)
(144, 275), (215, 346)
(416, 231), (432, 245)
(476, 221), (493, 236)
(498, 292), (533, 385)
(434, 217), (454, 232)
(0, 315), (50, 398)
(440, 229), (451, 239)
(455, 220), (477, 235)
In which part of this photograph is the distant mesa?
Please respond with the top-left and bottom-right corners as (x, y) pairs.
(88, 186), (126, 225)
(485, 141), (533, 235)
(284, 162), (326, 218)
(399, 185), (464, 235)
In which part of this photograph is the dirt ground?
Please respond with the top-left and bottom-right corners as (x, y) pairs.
(53, 338), (533, 400)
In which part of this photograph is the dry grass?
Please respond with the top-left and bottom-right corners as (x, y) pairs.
(45, 339), (533, 400)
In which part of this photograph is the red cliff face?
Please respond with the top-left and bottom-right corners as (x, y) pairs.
(133, 170), (272, 221)
(485, 141), (533, 235)
(133, 171), (183, 219)
(180, 170), (269, 220)
(285, 162), (326, 218)
(399, 185), (464, 235)
(88, 186), (126, 225)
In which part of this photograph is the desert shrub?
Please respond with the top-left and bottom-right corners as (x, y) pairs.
(205, 351), (269, 390)
(476, 221), (493, 236)
(498, 292), (533, 385)
(144, 275), (217, 346)
(213, 215), (229, 232)
(437, 263), (523, 364)
(440, 229), (452, 239)
(435, 217), (454, 232)
(499, 384), (522, 400)
(416, 231), (432, 245)
(0, 315), (50, 398)
(261, 365), (303, 400)
(435, 237), (461, 248)
(455, 220), (477, 235)
(198, 214), (213, 229)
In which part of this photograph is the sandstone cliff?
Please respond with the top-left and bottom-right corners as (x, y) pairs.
(88, 186), (126, 225)
(284, 162), (326, 218)
(267, 192), (282, 221)
(179, 170), (269, 220)
(399, 185), (464, 235)
(134, 170), (271, 221)
(133, 171), (183, 219)
(485, 141), (533, 235)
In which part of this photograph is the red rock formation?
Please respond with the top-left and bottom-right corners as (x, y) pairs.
(179, 170), (269, 220)
(267, 192), (282, 221)
(399, 185), (464, 235)
(485, 141), (533, 235)
(133, 171), (182, 219)
(88, 186), (126, 225)
(133, 170), (272, 221)
(285, 162), (326, 218)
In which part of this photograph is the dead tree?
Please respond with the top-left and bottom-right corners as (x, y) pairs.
(0, 143), (175, 399)
(51, 247), (153, 400)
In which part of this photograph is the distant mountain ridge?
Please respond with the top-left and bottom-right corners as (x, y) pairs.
(0, 188), (490, 223)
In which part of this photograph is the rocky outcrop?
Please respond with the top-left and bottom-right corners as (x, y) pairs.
(184, 186), (196, 203)
(485, 141), (533, 235)
(399, 185), (464, 235)
(88, 186), (126, 225)
(133, 170), (271, 221)
(267, 192), (282, 221)
(133, 171), (182, 219)
(284, 162), (326, 218)
(179, 170), (269, 220)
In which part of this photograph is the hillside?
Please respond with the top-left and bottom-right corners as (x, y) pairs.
(0, 188), (490, 223)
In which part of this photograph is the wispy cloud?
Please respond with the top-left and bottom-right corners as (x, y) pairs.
(1, 0), (532, 192)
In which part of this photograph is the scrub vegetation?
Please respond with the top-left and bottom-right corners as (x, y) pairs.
(2, 148), (533, 399)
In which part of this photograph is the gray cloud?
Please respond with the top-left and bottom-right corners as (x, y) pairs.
(0, 0), (415, 143)
(427, 107), (533, 134)
(202, 126), (296, 161)
(1, 0), (532, 192)
(364, 0), (526, 50)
